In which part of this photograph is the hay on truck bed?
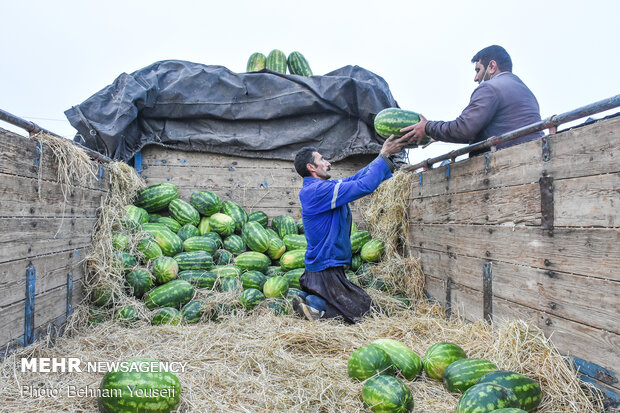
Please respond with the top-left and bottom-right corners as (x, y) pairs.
(0, 140), (605, 412)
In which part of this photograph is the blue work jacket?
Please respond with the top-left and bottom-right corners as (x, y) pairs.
(299, 155), (393, 272)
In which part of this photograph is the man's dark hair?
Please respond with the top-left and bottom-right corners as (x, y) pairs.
(294, 146), (318, 177)
(471, 45), (513, 72)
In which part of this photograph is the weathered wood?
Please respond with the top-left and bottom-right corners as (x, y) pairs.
(409, 183), (541, 226)
(0, 248), (86, 308)
(0, 217), (95, 264)
(0, 128), (111, 191)
(554, 172), (620, 228)
(412, 117), (620, 198)
(0, 281), (84, 348)
(0, 172), (105, 218)
(409, 224), (620, 281)
(413, 247), (620, 333)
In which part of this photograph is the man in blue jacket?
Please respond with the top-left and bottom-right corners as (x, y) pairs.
(292, 135), (409, 322)
(400, 45), (543, 157)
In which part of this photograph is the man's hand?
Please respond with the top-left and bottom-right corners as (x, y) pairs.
(380, 134), (409, 157)
(400, 114), (429, 146)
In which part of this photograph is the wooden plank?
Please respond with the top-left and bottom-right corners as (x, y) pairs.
(0, 281), (84, 348)
(408, 224), (620, 281)
(412, 247), (620, 333)
(0, 217), (95, 264)
(0, 248), (86, 308)
(555, 172), (620, 228)
(0, 172), (105, 218)
(423, 274), (447, 306)
(0, 129), (111, 191)
(140, 145), (374, 170)
(412, 116), (620, 198)
(410, 183), (541, 226)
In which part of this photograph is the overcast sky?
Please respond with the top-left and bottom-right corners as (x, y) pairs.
(1, 0), (619, 164)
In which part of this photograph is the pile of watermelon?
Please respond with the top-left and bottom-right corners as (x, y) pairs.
(347, 340), (543, 413)
(93, 182), (388, 326)
(246, 49), (313, 76)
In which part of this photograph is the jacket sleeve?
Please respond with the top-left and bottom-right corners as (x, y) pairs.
(302, 157), (392, 214)
(425, 83), (499, 144)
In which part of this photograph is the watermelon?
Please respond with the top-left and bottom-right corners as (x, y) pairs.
(287, 51), (313, 77)
(174, 251), (213, 271)
(348, 344), (395, 381)
(241, 221), (270, 253)
(223, 234), (246, 255)
(177, 223), (199, 241)
(492, 409), (527, 413)
(283, 268), (304, 290)
(112, 232), (130, 250)
(262, 276), (289, 298)
(361, 375), (414, 413)
(221, 200), (248, 232)
(280, 249), (306, 271)
(456, 383), (520, 413)
(443, 358), (498, 393)
(98, 358), (181, 412)
(134, 183), (179, 212)
(267, 237), (286, 260)
(202, 232), (223, 249)
(283, 234), (307, 251)
(476, 371), (542, 412)
(287, 288), (308, 300)
(239, 288), (266, 309)
(180, 300), (206, 324)
(213, 249), (234, 265)
(183, 236), (218, 254)
(169, 198), (200, 227)
(236, 251), (271, 272)
(351, 254), (362, 271)
(142, 225), (183, 257)
(212, 265), (242, 278)
(266, 49), (287, 73)
(241, 270), (268, 290)
(208, 213), (235, 237)
(156, 217), (182, 233)
(264, 228), (280, 240)
(272, 215), (298, 238)
(423, 342), (467, 380)
(148, 213), (162, 222)
(372, 339), (423, 381)
(374, 108), (431, 145)
(197, 216), (211, 235)
(137, 237), (164, 261)
(116, 251), (137, 272)
(123, 205), (148, 228)
(219, 276), (241, 292)
(248, 210), (268, 227)
(144, 279), (195, 309)
(178, 270), (217, 289)
(151, 307), (181, 325)
(351, 230), (372, 254)
(125, 268), (153, 299)
(247, 52), (267, 72)
(361, 238), (386, 262)
(152, 256), (179, 284)
(266, 298), (289, 315)
(91, 287), (116, 308)
(266, 266), (285, 277)
(88, 307), (108, 325)
(115, 305), (139, 325)
(190, 190), (222, 217)
(296, 218), (304, 234)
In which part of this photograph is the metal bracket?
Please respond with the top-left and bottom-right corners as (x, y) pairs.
(445, 277), (452, 317)
(484, 152), (491, 173)
(418, 172), (423, 187)
(542, 136), (551, 162)
(445, 164), (450, 180)
(483, 262), (493, 324)
(66, 272), (73, 319)
(24, 263), (36, 346)
(540, 176), (554, 231)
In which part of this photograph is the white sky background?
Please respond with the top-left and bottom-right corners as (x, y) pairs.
(1, 0), (619, 165)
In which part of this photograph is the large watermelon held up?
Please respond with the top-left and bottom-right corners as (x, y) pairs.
(374, 108), (431, 146)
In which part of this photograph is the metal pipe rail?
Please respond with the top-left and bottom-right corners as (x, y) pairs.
(402, 93), (620, 172)
(0, 108), (112, 163)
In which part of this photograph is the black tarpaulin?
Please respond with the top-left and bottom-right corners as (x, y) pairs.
(65, 60), (399, 162)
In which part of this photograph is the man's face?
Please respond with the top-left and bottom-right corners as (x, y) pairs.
(474, 60), (488, 84)
(310, 151), (331, 180)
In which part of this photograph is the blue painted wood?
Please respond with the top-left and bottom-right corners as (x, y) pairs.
(133, 151), (142, 175)
(24, 263), (36, 346)
(66, 272), (73, 319)
(579, 375), (620, 407)
(572, 356), (619, 406)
